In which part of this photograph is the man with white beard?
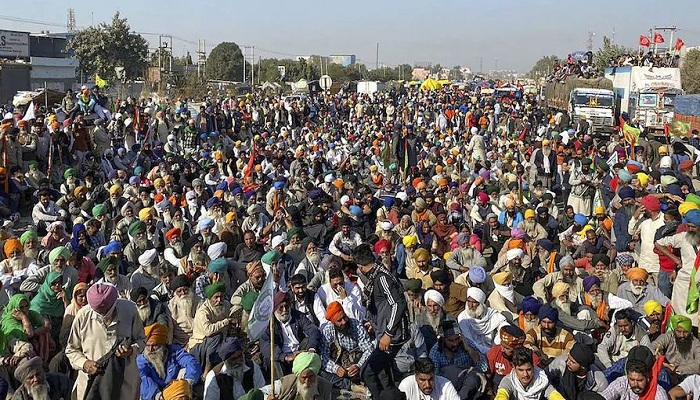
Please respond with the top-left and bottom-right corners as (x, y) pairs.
(95, 256), (131, 298)
(294, 238), (321, 282)
(20, 246), (78, 298)
(197, 218), (219, 248)
(179, 234), (210, 279)
(19, 231), (40, 262)
(446, 232), (488, 274)
(262, 352), (333, 400)
(616, 267), (669, 315)
(113, 201), (136, 242)
(415, 289), (455, 353)
(12, 356), (71, 400)
(104, 184), (128, 220)
(130, 249), (161, 293)
(516, 209), (548, 242)
(548, 282), (600, 334)
(457, 287), (508, 354)
(0, 238), (36, 296)
(124, 220), (153, 273)
(137, 323), (201, 400)
(131, 286), (172, 329)
(164, 228), (185, 268)
(203, 337), (265, 400)
(168, 275), (199, 347)
(532, 256), (584, 304)
(167, 208), (191, 241)
(188, 283), (236, 375)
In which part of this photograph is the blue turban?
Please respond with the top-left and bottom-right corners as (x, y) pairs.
(618, 169), (633, 183)
(538, 304), (559, 322)
(666, 184), (683, 198)
(521, 296), (542, 315)
(217, 337), (243, 362)
(308, 189), (321, 200)
(208, 258), (228, 274)
(456, 233), (470, 245)
(273, 181), (284, 190)
(349, 205), (363, 217)
(103, 240), (122, 255)
(198, 218), (214, 229)
(686, 209), (700, 226)
(216, 181), (228, 191)
(468, 266), (486, 284)
(232, 186), (243, 195)
(583, 276), (601, 293)
(573, 214), (588, 226)
(536, 238), (554, 252)
(619, 186), (635, 200)
(384, 197), (395, 208)
(205, 197), (220, 209)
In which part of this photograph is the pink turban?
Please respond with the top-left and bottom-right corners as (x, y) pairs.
(469, 234), (482, 252)
(510, 228), (526, 240)
(86, 283), (118, 311)
(477, 192), (489, 203)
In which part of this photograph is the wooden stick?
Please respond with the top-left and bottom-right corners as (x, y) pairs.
(269, 288), (275, 396)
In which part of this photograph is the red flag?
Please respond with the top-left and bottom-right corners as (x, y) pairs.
(664, 122), (670, 138)
(639, 35), (651, 47)
(653, 32), (665, 44)
(675, 38), (685, 51)
(243, 143), (257, 180)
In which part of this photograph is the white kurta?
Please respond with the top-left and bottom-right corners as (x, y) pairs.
(65, 300), (146, 400)
(656, 231), (700, 326)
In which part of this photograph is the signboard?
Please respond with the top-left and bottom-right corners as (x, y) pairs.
(631, 67), (682, 91)
(0, 30), (30, 58)
(277, 65), (286, 79)
(319, 74), (333, 91)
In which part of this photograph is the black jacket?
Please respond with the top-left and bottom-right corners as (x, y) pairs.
(260, 310), (321, 364)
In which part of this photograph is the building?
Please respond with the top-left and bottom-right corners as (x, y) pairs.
(0, 29), (32, 102)
(29, 32), (79, 92)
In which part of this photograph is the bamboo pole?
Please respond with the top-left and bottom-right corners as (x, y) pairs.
(269, 279), (276, 396)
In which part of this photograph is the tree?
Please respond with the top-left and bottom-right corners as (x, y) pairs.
(68, 12), (148, 81)
(682, 49), (700, 94)
(206, 42), (246, 81)
(528, 55), (560, 78)
(594, 36), (631, 74)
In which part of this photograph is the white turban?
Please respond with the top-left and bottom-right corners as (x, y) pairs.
(423, 289), (445, 307)
(381, 221), (394, 231)
(138, 249), (158, 266)
(207, 242), (227, 260)
(466, 287), (486, 304)
(470, 127), (478, 135)
(660, 156), (672, 169)
(506, 248), (524, 261)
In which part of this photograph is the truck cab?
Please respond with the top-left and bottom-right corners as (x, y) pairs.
(569, 88), (615, 133)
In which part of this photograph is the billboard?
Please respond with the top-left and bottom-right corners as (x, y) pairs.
(0, 30), (30, 58)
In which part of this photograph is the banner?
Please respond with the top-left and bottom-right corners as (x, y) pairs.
(639, 35), (651, 47)
(653, 33), (665, 44)
(95, 74), (108, 89)
(669, 120), (691, 138)
(247, 268), (274, 341)
(622, 123), (641, 145)
(21, 102), (35, 121)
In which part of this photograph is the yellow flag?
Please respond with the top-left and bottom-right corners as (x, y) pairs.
(95, 74), (108, 89)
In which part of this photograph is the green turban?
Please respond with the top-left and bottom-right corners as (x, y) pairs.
(291, 352), (321, 376)
(64, 168), (77, 180)
(402, 279), (422, 293)
(671, 315), (692, 332)
(48, 247), (72, 264)
(92, 204), (107, 217)
(19, 231), (38, 246)
(261, 250), (281, 265)
(286, 227), (303, 241)
(204, 282), (226, 299)
(128, 221), (146, 236)
(238, 389), (263, 400)
(241, 291), (258, 312)
(97, 256), (119, 273)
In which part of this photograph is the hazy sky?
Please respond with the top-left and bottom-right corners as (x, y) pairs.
(2, 0), (699, 72)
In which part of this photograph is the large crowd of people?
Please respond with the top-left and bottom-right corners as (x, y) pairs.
(0, 80), (698, 400)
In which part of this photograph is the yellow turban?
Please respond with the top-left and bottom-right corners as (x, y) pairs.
(73, 186), (87, 197)
(636, 172), (648, 187)
(443, 252), (452, 261)
(679, 201), (699, 216)
(493, 271), (513, 285)
(402, 235), (418, 248)
(153, 178), (164, 188)
(162, 380), (191, 400)
(626, 267), (649, 282)
(594, 206), (606, 215)
(144, 323), (169, 345)
(109, 184), (123, 195)
(552, 282), (570, 298)
(139, 207), (155, 222)
(643, 300), (662, 316)
(505, 198), (516, 208)
(413, 248), (430, 262)
(524, 209), (535, 219)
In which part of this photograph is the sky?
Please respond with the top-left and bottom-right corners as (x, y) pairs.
(2, 0), (700, 73)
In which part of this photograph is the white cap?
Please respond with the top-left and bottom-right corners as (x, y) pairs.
(324, 174), (334, 183)
(395, 192), (408, 201)
(138, 249), (158, 266)
(660, 156), (672, 169)
(340, 195), (350, 205)
(381, 220), (394, 231)
(271, 235), (287, 249)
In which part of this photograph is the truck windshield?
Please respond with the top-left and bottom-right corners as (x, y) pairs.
(572, 94), (613, 108)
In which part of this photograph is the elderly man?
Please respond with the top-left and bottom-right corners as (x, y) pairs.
(596, 309), (651, 369)
(262, 352), (333, 400)
(193, 258), (228, 300)
(95, 255), (131, 298)
(318, 302), (374, 391)
(628, 194), (664, 282)
(168, 275), (199, 347)
(21, 246), (78, 299)
(137, 323), (201, 400)
(312, 266), (365, 327)
(486, 325), (540, 389)
(545, 342), (608, 399)
(429, 320), (488, 399)
(261, 292), (322, 376)
(130, 248), (162, 293)
(65, 283), (146, 400)
(525, 305), (575, 366)
(532, 256), (583, 303)
(518, 209), (548, 242)
(188, 283), (236, 374)
(446, 233), (488, 274)
(616, 267), (669, 314)
(416, 289), (455, 352)
(430, 269), (467, 317)
(518, 296), (542, 333)
(12, 355), (71, 400)
(230, 260), (266, 318)
(639, 300), (664, 341)
(398, 358), (460, 400)
(488, 271), (523, 319)
(457, 287), (509, 354)
(203, 337), (265, 400)
(131, 286), (171, 328)
(652, 315), (700, 380)
(499, 248), (540, 297)
(124, 220), (153, 273)
(549, 282), (600, 333)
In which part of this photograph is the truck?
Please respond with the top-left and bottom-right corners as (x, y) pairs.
(543, 76), (615, 134)
(604, 66), (683, 134)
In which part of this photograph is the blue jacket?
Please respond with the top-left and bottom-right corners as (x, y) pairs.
(613, 207), (632, 252)
(137, 344), (202, 400)
(498, 210), (524, 229)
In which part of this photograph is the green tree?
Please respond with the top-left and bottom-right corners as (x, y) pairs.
(528, 55), (560, 78)
(594, 36), (631, 74)
(682, 49), (700, 94)
(206, 42), (246, 81)
(68, 12), (148, 81)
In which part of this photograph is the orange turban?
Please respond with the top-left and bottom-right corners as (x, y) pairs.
(162, 380), (191, 400)
(507, 239), (524, 250)
(325, 301), (345, 323)
(626, 267), (649, 282)
(3, 238), (22, 259)
(165, 228), (181, 242)
(144, 323), (169, 345)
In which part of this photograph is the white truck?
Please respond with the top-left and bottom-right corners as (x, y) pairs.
(604, 66), (683, 134)
(543, 77), (616, 134)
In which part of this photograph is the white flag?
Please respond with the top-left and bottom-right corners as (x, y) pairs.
(22, 102), (35, 122)
(247, 269), (274, 341)
(606, 151), (619, 169)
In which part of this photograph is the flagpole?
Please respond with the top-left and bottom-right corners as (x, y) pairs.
(269, 294), (275, 396)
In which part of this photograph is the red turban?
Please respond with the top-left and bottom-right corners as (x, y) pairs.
(374, 239), (392, 254)
(86, 283), (118, 311)
(680, 160), (694, 172)
(165, 228), (181, 242)
(325, 301), (345, 322)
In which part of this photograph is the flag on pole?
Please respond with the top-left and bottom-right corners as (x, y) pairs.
(243, 143), (257, 180)
(653, 33), (665, 44)
(247, 267), (275, 341)
(605, 151), (618, 169)
(675, 38), (685, 51)
(21, 102), (35, 122)
(639, 35), (651, 47)
(95, 74), (108, 89)
(622, 123), (641, 146)
(687, 252), (700, 314)
(669, 120), (691, 138)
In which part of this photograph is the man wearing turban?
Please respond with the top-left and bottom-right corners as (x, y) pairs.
(548, 279), (601, 335)
(65, 283), (146, 400)
(261, 352), (333, 400)
(639, 300), (663, 341)
(168, 274), (199, 347)
(137, 323), (201, 400)
(486, 325), (537, 388)
(124, 220), (154, 273)
(487, 271), (523, 319)
(533, 256), (584, 304)
(430, 269), (468, 317)
(652, 315), (700, 378)
(547, 342), (608, 399)
(188, 282), (235, 374)
(415, 289), (453, 353)
(524, 304), (575, 365)
(316, 301), (373, 391)
(231, 260), (267, 317)
(203, 337), (266, 399)
(596, 309), (651, 370)
(20, 246), (79, 299)
(457, 287), (509, 354)
(311, 266), (365, 327)
(446, 232), (488, 274)
(162, 380), (192, 400)
(406, 247), (439, 290)
(130, 248), (162, 294)
(0, 237), (38, 294)
(13, 356), (71, 400)
(616, 267), (669, 315)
